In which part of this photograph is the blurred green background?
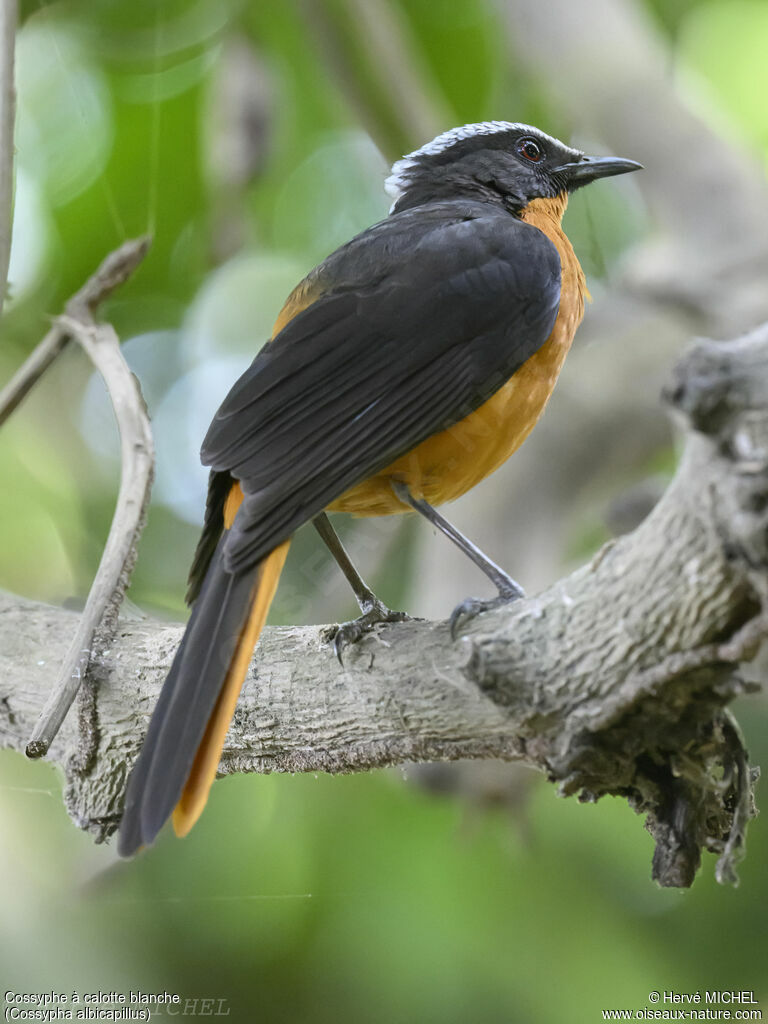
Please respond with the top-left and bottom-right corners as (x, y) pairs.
(1, 0), (766, 1021)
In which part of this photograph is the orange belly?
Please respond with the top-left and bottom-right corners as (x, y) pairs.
(328, 195), (587, 517)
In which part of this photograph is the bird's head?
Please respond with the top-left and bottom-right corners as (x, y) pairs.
(385, 121), (641, 214)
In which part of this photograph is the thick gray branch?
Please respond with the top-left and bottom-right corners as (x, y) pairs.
(2, 327), (767, 887)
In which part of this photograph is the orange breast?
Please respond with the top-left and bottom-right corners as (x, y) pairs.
(329, 195), (587, 517)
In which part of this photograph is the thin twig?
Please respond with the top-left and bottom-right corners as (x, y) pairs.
(0, 0), (17, 317)
(345, 0), (449, 145)
(26, 313), (154, 757)
(1, 236), (153, 755)
(301, 0), (448, 161)
(0, 236), (150, 427)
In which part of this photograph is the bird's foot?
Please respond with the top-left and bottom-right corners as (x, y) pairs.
(449, 579), (525, 639)
(324, 599), (412, 664)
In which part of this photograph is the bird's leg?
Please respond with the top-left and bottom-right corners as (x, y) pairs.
(312, 512), (410, 663)
(390, 481), (524, 638)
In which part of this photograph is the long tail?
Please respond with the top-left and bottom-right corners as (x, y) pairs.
(117, 538), (289, 856)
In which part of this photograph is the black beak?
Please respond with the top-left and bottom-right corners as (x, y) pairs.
(554, 155), (642, 191)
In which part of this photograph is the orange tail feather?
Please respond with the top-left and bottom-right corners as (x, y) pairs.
(172, 539), (290, 837)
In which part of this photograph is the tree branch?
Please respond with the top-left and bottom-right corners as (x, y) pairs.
(2, 325), (767, 887)
(25, 313), (154, 758)
(0, 238), (153, 756)
(0, 0), (16, 316)
(0, 237), (150, 426)
(300, 0), (448, 160)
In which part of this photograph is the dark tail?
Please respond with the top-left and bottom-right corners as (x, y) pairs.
(117, 539), (290, 856)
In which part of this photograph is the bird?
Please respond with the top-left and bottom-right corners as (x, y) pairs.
(118, 120), (640, 856)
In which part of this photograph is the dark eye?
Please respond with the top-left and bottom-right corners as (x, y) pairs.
(518, 137), (542, 162)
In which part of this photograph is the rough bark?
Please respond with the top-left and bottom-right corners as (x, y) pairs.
(2, 326), (767, 887)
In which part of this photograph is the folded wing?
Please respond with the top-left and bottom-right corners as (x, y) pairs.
(203, 200), (562, 573)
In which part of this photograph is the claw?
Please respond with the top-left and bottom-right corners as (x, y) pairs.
(324, 599), (411, 665)
(449, 581), (525, 639)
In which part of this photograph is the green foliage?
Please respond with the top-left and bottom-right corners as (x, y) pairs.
(678, 0), (768, 153)
(2, 730), (767, 1023)
(1, 1), (767, 1018)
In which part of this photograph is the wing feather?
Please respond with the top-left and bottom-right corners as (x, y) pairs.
(202, 200), (562, 572)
